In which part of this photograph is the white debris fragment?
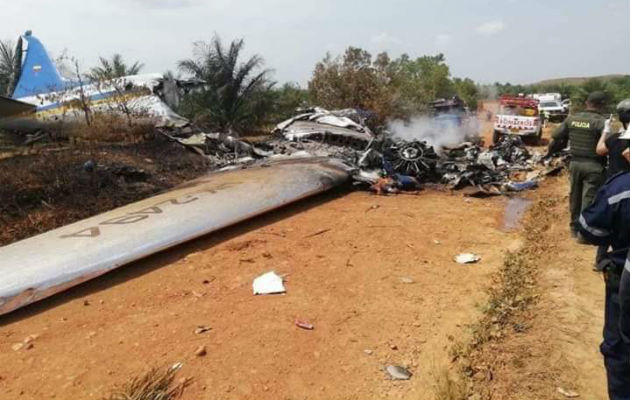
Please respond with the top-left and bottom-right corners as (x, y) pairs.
(455, 253), (481, 264)
(386, 365), (412, 380)
(253, 271), (286, 295)
(557, 387), (579, 398)
(268, 151), (313, 160)
(178, 133), (208, 147)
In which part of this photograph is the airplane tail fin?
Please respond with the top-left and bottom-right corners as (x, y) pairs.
(12, 31), (66, 99)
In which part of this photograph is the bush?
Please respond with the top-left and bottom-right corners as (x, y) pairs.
(308, 48), (478, 122)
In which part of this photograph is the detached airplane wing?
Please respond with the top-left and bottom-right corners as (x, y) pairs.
(0, 95), (36, 118)
(0, 157), (351, 316)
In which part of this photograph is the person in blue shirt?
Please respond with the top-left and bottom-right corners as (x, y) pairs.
(621, 256), (630, 345)
(579, 171), (630, 400)
(617, 127), (630, 399)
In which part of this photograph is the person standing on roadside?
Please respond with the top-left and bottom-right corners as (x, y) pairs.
(578, 169), (630, 400)
(597, 99), (630, 176)
(547, 91), (608, 240)
(592, 99), (630, 269)
(621, 253), (630, 344)
(618, 126), (630, 363)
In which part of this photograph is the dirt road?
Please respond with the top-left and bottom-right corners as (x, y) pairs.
(462, 175), (609, 400)
(0, 124), (611, 400)
(0, 186), (517, 399)
(451, 121), (610, 399)
(540, 178), (608, 399)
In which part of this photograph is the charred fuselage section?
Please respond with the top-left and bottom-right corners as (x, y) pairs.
(162, 107), (566, 196)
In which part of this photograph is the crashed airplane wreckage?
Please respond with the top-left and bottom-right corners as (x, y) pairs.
(0, 31), (191, 132)
(165, 107), (565, 195)
(0, 107), (565, 315)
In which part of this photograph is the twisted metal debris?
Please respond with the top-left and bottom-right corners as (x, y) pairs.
(164, 108), (566, 195)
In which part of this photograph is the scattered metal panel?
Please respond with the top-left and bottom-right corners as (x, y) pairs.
(274, 108), (374, 144)
(282, 121), (373, 144)
(0, 157), (351, 316)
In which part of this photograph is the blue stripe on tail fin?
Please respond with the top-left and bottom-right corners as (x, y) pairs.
(12, 32), (66, 99)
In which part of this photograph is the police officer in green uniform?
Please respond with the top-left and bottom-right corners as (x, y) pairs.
(547, 91), (608, 238)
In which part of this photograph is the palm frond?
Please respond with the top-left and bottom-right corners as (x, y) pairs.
(177, 59), (204, 78)
(88, 54), (144, 81)
(176, 35), (275, 134)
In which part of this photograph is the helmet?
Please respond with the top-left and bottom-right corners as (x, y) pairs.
(616, 98), (630, 124)
(587, 91), (607, 106)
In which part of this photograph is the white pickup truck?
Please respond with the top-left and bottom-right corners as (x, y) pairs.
(493, 96), (543, 144)
(538, 100), (569, 122)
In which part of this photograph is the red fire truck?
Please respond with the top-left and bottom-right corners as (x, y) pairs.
(493, 95), (543, 144)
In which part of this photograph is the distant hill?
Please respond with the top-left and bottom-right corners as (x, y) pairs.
(533, 74), (628, 86)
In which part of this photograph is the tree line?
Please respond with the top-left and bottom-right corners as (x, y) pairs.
(1, 36), (628, 136)
(485, 76), (630, 113)
(0, 36), (479, 135)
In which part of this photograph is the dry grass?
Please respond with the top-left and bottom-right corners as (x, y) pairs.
(67, 112), (155, 144)
(0, 137), (209, 246)
(432, 368), (467, 400)
(470, 251), (536, 348)
(439, 197), (559, 399)
(103, 365), (191, 400)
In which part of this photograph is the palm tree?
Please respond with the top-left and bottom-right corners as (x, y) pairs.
(177, 36), (274, 135)
(0, 39), (17, 96)
(572, 78), (612, 112)
(87, 54), (144, 81)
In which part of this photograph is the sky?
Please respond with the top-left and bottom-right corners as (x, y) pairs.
(2, 0), (628, 86)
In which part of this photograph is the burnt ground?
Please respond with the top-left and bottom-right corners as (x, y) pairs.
(0, 135), (210, 246)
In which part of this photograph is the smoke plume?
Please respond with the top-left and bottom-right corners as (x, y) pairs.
(387, 115), (480, 152)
